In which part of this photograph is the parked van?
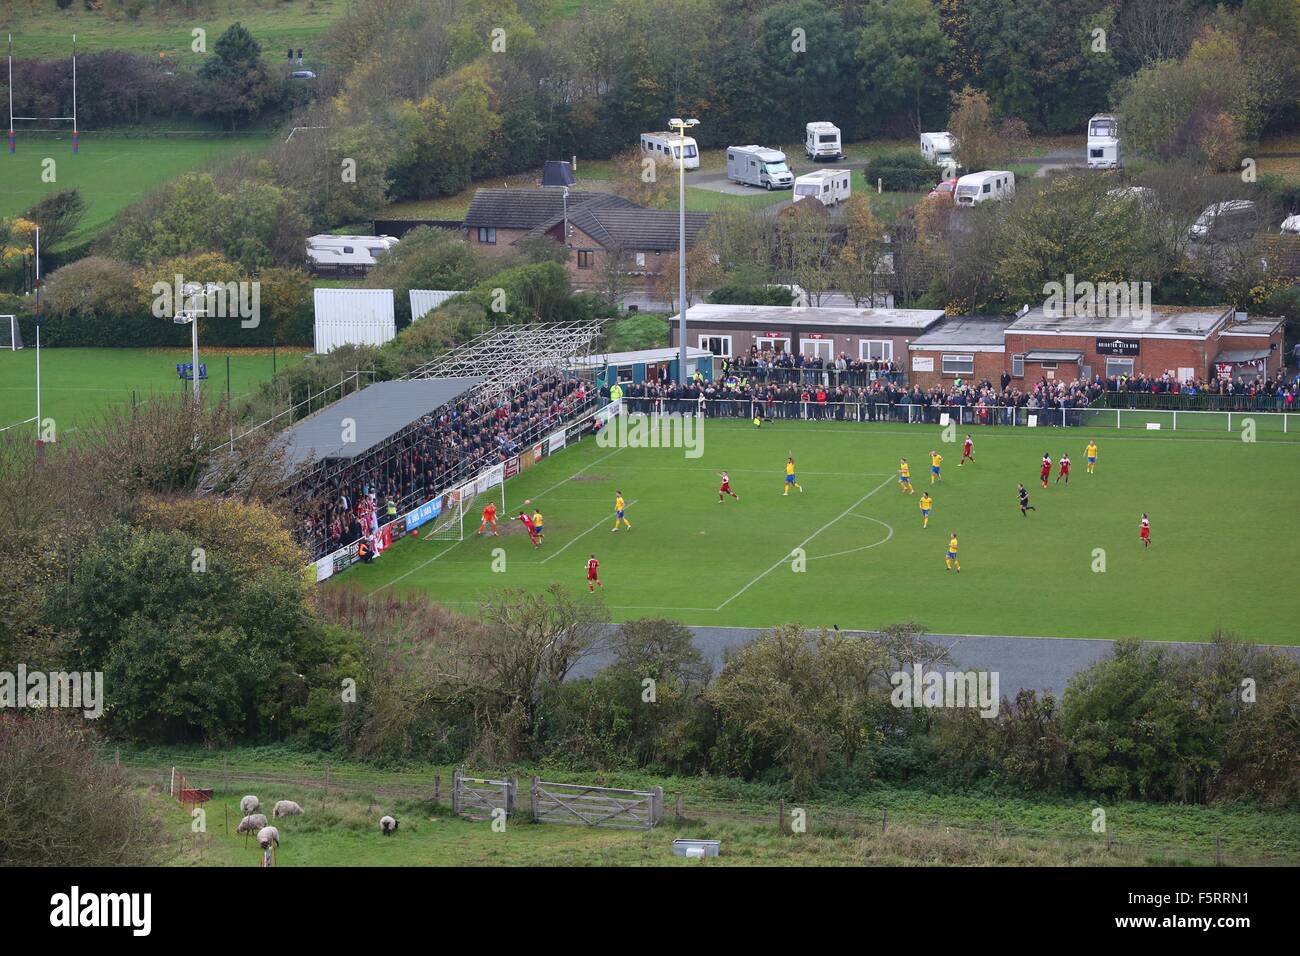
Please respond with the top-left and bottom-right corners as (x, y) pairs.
(306, 245), (380, 278)
(793, 169), (851, 206)
(1280, 214), (1300, 235)
(640, 131), (700, 170)
(805, 121), (843, 160)
(726, 145), (794, 190)
(954, 170), (1015, 206)
(1086, 114), (1120, 169)
(920, 132), (954, 168)
(1188, 200), (1258, 242)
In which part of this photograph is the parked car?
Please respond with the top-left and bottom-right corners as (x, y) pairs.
(928, 178), (958, 201)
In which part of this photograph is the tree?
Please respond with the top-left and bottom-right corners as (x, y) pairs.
(948, 87), (998, 172)
(42, 257), (137, 320)
(22, 190), (87, 249)
(855, 0), (952, 134)
(198, 24), (282, 127)
(835, 195), (888, 306)
(777, 203), (838, 305)
(365, 226), (486, 328)
(597, 243), (634, 310)
(610, 148), (675, 209)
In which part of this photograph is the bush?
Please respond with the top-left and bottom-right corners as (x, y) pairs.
(865, 150), (941, 192)
(706, 283), (797, 306)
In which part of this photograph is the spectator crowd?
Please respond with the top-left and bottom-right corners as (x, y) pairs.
(296, 373), (591, 559)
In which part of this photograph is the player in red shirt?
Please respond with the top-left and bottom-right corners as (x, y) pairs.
(586, 553), (603, 591)
(1056, 453), (1071, 485)
(718, 470), (739, 503)
(477, 502), (499, 536)
(1139, 514), (1151, 548)
(515, 511), (540, 548)
(959, 434), (974, 466)
(1039, 453), (1052, 489)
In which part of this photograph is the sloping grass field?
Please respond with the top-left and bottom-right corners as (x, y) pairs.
(339, 417), (1300, 644)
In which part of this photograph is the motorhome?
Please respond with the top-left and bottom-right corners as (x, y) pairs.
(1087, 114), (1120, 169)
(306, 245), (381, 277)
(920, 132), (954, 168)
(640, 131), (700, 170)
(954, 170), (1015, 206)
(805, 121), (843, 160)
(726, 145), (794, 190)
(1188, 200), (1258, 242)
(793, 169), (851, 206)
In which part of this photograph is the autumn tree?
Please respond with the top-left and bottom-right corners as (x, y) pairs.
(834, 195), (888, 306)
(948, 87), (999, 172)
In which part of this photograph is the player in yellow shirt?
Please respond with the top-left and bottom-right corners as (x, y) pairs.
(1085, 440), (1099, 474)
(611, 491), (631, 531)
(929, 450), (943, 484)
(898, 458), (914, 494)
(783, 456), (803, 496)
(919, 493), (933, 528)
(531, 508), (545, 541)
(945, 532), (960, 572)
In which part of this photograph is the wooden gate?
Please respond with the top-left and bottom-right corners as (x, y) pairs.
(451, 769), (516, 820)
(530, 778), (663, 829)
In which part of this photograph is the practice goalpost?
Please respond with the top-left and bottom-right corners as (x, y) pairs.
(424, 463), (506, 541)
(0, 316), (21, 350)
(7, 33), (80, 153)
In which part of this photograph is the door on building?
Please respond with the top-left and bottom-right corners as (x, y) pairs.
(758, 336), (790, 354)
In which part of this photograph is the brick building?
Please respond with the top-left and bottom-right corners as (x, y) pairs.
(907, 315), (1014, 389)
(668, 303), (945, 366)
(1003, 304), (1284, 385)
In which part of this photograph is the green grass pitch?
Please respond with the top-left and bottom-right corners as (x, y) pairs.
(336, 418), (1300, 645)
(0, 347), (305, 433)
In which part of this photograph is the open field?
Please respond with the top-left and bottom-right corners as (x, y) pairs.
(127, 748), (1300, 866)
(0, 346), (306, 433)
(0, 0), (347, 63)
(1, 131), (274, 239)
(338, 418), (1300, 644)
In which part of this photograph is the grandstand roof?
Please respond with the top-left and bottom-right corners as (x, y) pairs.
(278, 377), (481, 471)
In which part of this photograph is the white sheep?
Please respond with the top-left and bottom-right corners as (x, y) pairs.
(273, 800), (303, 819)
(236, 813), (268, 835)
(240, 795), (260, 815)
(379, 815), (399, 836)
(257, 826), (280, 850)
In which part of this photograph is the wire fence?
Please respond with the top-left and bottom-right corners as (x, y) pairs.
(114, 755), (1294, 866)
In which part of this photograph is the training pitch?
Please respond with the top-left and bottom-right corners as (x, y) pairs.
(336, 419), (1299, 644)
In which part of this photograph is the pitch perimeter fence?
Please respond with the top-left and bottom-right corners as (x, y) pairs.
(117, 756), (1291, 865)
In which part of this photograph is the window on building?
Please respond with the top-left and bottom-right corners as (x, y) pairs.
(1105, 357), (1134, 379)
(1011, 353), (1024, 377)
(577, 250), (594, 269)
(942, 354), (975, 375)
(860, 340), (893, 361)
(477, 227), (497, 245)
(699, 335), (732, 358)
(801, 339), (833, 360)
(1039, 361), (1057, 370)
(757, 336), (790, 353)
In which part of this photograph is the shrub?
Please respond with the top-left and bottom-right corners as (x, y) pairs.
(864, 150), (939, 191)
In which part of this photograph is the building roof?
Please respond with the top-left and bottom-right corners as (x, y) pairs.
(464, 188), (617, 230)
(563, 205), (713, 252)
(1221, 317), (1283, 336)
(676, 303), (945, 331)
(569, 346), (713, 368)
(278, 377), (481, 472)
(1008, 303), (1233, 339)
(1215, 348), (1273, 364)
(910, 315), (1014, 350)
(1023, 349), (1085, 362)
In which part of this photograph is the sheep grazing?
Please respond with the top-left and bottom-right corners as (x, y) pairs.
(236, 813), (269, 835)
(273, 800), (303, 819)
(257, 826), (280, 850)
(240, 795), (260, 815)
(379, 815), (399, 836)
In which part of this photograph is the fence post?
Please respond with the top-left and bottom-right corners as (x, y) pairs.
(674, 792), (683, 821)
(506, 777), (517, 816)
(434, 773), (441, 804)
(452, 768), (462, 816)
(882, 807), (887, 833)
(222, 757), (228, 795)
(651, 786), (663, 826)
(530, 776), (541, 823)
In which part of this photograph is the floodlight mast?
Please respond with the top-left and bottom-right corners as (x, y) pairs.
(173, 282), (207, 402)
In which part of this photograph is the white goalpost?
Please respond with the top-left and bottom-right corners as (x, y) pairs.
(7, 33), (79, 153)
(425, 463), (506, 541)
(0, 316), (20, 350)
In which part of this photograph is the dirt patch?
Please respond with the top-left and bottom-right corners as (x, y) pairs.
(571, 474), (611, 482)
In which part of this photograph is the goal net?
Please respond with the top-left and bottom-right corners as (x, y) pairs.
(425, 463), (506, 541)
(0, 316), (22, 350)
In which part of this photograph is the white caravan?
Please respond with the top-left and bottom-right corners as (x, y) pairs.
(307, 234), (399, 253)
(1086, 114), (1120, 169)
(920, 132), (955, 168)
(954, 170), (1015, 206)
(805, 121), (843, 160)
(726, 145), (794, 190)
(306, 246), (381, 278)
(1188, 200), (1258, 243)
(793, 169), (851, 206)
(1280, 214), (1300, 235)
(640, 131), (700, 170)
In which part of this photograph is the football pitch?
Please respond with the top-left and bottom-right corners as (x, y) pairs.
(336, 419), (1300, 645)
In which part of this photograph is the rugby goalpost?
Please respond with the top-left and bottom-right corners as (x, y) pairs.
(7, 33), (80, 153)
(425, 462), (506, 541)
